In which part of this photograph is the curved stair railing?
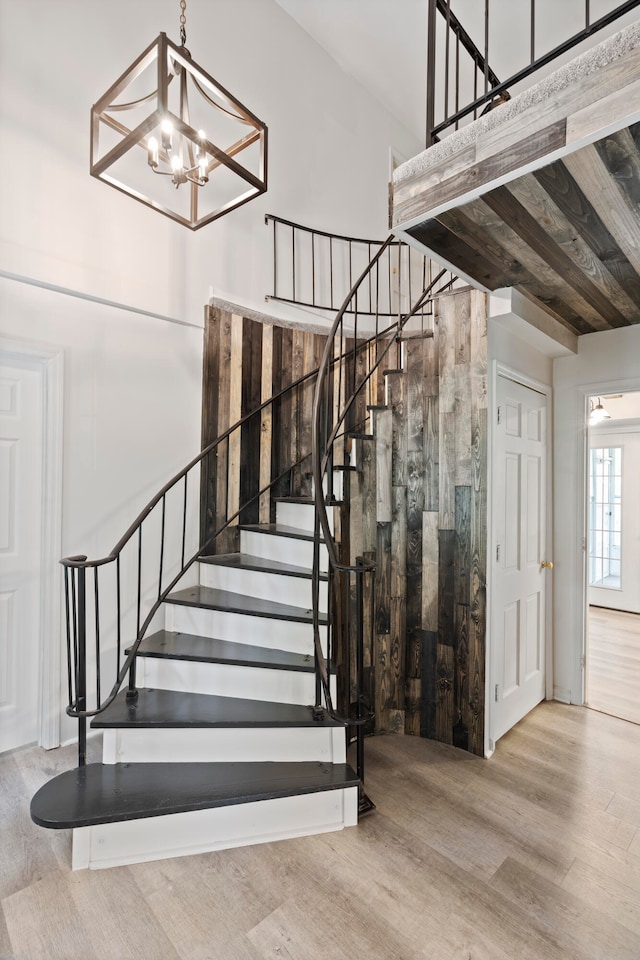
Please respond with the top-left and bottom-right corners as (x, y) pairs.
(62, 363), (329, 767)
(310, 236), (455, 811)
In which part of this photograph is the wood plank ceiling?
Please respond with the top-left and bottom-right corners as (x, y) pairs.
(405, 124), (640, 337)
(392, 29), (640, 339)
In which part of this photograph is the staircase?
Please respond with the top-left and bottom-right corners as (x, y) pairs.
(31, 220), (453, 870)
(32, 494), (359, 870)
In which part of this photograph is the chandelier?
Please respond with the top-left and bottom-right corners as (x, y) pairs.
(90, 1), (268, 230)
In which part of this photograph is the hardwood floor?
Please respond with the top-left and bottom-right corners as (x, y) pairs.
(588, 605), (640, 726)
(2, 702), (640, 959)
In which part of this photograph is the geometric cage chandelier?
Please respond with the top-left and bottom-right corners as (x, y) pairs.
(90, 1), (267, 230)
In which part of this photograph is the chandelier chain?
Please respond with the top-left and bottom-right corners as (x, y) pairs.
(179, 0), (187, 46)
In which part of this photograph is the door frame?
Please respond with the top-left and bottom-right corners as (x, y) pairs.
(0, 337), (64, 750)
(486, 361), (553, 756)
(570, 376), (640, 706)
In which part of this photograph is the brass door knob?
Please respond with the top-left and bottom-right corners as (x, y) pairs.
(541, 560), (553, 569)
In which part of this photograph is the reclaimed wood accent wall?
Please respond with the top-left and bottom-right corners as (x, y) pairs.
(201, 292), (487, 755)
(347, 287), (488, 755)
(200, 306), (327, 554)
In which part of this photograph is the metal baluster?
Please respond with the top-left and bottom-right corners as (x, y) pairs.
(158, 494), (166, 600)
(586, 0), (590, 29)
(63, 567), (73, 706)
(474, 57), (478, 120)
(426, 0), (437, 147)
(273, 217), (277, 300)
(137, 525), (142, 637)
(355, 559), (365, 787)
(330, 236), (334, 310)
(181, 473), (188, 569)
(312, 232), (316, 306)
(71, 569), (78, 702)
(116, 555), (121, 668)
(444, 0), (451, 121)
(292, 225), (296, 303)
(368, 243), (372, 313)
(94, 567), (101, 706)
(484, 0), (489, 97)
(76, 566), (87, 768)
(455, 31), (460, 130)
(531, 0), (535, 65)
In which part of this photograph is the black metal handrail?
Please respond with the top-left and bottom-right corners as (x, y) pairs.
(310, 234), (454, 811)
(265, 213), (439, 318)
(427, 0), (640, 145)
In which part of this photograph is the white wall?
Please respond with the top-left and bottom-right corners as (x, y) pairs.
(553, 324), (640, 704)
(0, 0), (420, 744)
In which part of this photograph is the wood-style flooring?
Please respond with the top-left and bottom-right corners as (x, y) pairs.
(588, 605), (640, 727)
(2, 702), (640, 959)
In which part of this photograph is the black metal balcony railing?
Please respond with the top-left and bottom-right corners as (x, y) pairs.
(265, 214), (439, 319)
(427, 0), (640, 146)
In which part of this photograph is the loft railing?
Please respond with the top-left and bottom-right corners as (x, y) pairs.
(310, 236), (455, 812)
(265, 213), (440, 318)
(61, 366), (324, 768)
(427, 0), (640, 145)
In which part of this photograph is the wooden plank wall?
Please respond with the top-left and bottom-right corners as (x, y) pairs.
(200, 293), (488, 756)
(352, 287), (488, 756)
(200, 307), (328, 554)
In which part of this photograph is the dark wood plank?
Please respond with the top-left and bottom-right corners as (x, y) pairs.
(388, 372), (407, 488)
(420, 629), (438, 738)
(533, 160), (640, 312)
(390, 485), (407, 598)
(408, 219), (503, 289)
(484, 186), (629, 329)
(463, 198), (600, 335)
(436, 206), (531, 288)
(240, 316), (263, 525)
(507, 173), (639, 323)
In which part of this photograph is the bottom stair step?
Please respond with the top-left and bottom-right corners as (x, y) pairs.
(31, 761), (359, 828)
(31, 762), (360, 870)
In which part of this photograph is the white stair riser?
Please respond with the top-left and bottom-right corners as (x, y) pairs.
(72, 788), (358, 870)
(101, 726), (346, 764)
(240, 530), (328, 572)
(138, 656), (338, 706)
(275, 501), (334, 536)
(164, 604), (328, 657)
(316, 471), (343, 501)
(198, 562), (328, 612)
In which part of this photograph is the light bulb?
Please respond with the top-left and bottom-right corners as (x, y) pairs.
(171, 154), (183, 172)
(147, 136), (159, 168)
(161, 119), (173, 151)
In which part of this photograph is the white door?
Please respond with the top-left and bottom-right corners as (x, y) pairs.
(588, 431), (640, 614)
(491, 374), (549, 744)
(0, 359), (43, 752)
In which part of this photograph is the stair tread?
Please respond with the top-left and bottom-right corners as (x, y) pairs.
(240, 522), (324, 543)
(31, 760), (359, 829)
(199, 553), (327, 581)
(135, 630), (316, 672)
(166, 585), (327, 623)
(91, 688), (343, 729)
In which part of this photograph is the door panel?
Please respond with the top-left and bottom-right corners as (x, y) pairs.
(0, 360), (43, 752)
(492, 375), (548, 744)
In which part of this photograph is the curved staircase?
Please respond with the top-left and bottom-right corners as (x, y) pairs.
(32, 495), (359, 870)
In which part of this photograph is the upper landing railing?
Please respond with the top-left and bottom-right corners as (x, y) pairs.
(265, 214), (438, 319)
(427, 0), (640, 145)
